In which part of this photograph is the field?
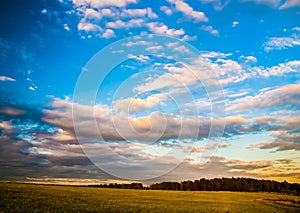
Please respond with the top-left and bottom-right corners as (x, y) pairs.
(0, 183), (299, 212)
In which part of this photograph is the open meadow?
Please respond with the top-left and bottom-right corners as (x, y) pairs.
(0, 183), (299, 212)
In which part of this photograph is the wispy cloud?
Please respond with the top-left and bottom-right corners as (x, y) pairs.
(263, 35), (300, 51)
(147, 22), (185, 37)
(72, 0), (138, 8)
(167, 0), (208, 22)
(279, 0), (300, 9)
(248, 141), (300, 152)
(227, 82), (300, 112)
(200, 25), (220, 36)
(0, 76), (15, 82)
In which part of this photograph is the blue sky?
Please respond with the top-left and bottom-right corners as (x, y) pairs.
(0, 0), (299, 184)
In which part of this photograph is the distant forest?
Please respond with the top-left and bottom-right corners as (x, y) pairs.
(90, 178), (300, 196)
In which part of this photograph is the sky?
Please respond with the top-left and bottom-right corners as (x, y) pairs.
(0, 0), (300, 184)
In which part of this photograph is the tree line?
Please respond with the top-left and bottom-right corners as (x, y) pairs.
(90, 177), (300, 195)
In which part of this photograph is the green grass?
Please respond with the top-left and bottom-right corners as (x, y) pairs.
(0, 183), (299, 212)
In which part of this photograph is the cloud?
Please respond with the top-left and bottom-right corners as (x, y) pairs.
(228, 82), (300, 112)
(48, 92), (293, 145)
(241, 0), (281, 8)
(134, 63), (199, 92)
(293, 27), (300, 31)
(227, 159), (272, 170)
(239, 55), (257, 64)
(106, 19), (145, 29)
(200, 25), (220, 36)
(147, 22), (185, 37)
(121, 8), (158, 19)
(42, 98), (206, 143)
(160, 6), (173, 15)
(77, 21), (101, 32)
(72, 0), (137, 8)
(248, 122), (300, 153)
(84, 8), (102, 20)
(102, 29), (116, 38)
(145, 45), (164, 52)
(200, 51), (232, 59)
(0, 76), (15, 81)
(113, 94), (165, 114)
(226, 116), (248, 124)
(167, 0), (208, 22)
(276, 158), (294, 164)
(71, 0), (154, 38)
(0, 106), (25, 116)
(232, 21), (239, 27)
(63, 24), (70, 31)
(210, 59), (246, 84)
(181, 35), (197, 41)
(127, 54), (150, 62)
(200, 0), (229, 10)
(249, 141), (300, 152)
(0, 121), (14, 135)
(0, 98), (298, 181)
(254, 60), (300, 77)
(161, 155), (280, 182)
(279, 0), (300, 9)
(133, 53), (245, 90)
(29, 86), (37, 91)
(274, 131), (300, 142)
(226, 91), (249, 98)
(263, 35), (300, 51)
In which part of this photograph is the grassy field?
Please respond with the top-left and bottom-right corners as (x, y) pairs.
(0, 183), (299, 212)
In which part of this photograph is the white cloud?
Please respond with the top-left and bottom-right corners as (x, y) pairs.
(41, 8), (47, 14)
(147, 22), (185, 37)
(121, 8), (158, 19)
(0, 76), (15, 82)
(200, 25), (219, 36)
(167, 0), (208, 22)
(263, 35), (300, 51)
(113, 94), (165, 114)
(124, 40), (152, 47)
(145, 45), (164, 52)
(63, 24), (70, 31)
(84, 8), (102, 20)
(160, 6), (173, 15)
(293, 27), (300, 31)
(29, 86), (36, 91)
(128, 54), (150, 62)
(72, 0), (137, 8)
(181, 35), (197, 41)
(77, 21), (101, 32)
(227, 82), (300, 112)
(106, 19), (145, 29)
(226, 91), (249, 98)
(279, 0), (300, 9)
(239, 55), (257, 64)
(101, 29), (116, 38)
(200, 51), (232, 58)
(146, 8), (158, 19)
(209, 58), (245, 85)
(232, 21), (239, 27)
(100, 8), (116, 17)
(241, 0), (281, 8)
(200, 0), (229, 10)
(254, 60), (300, 77)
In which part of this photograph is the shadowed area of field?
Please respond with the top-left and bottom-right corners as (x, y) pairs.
(0, 183), (299, 212)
